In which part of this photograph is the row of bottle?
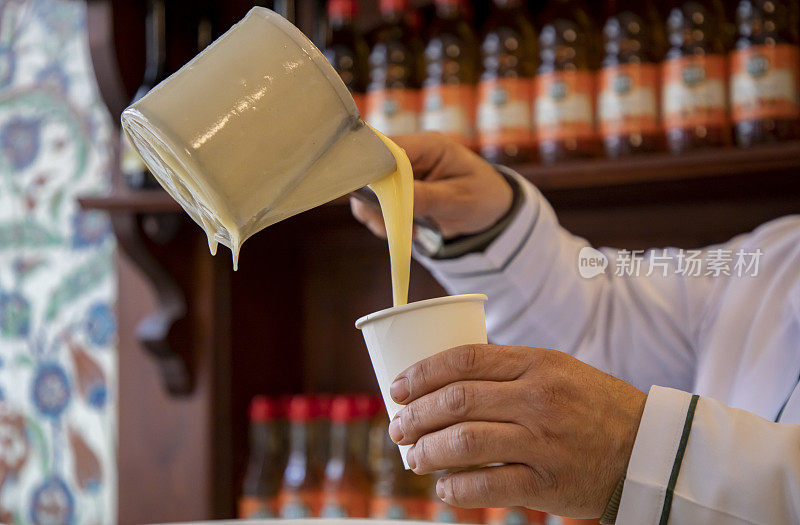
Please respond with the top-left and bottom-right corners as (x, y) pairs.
(325, 0), (800, 164)
(239, 394), (598, 524)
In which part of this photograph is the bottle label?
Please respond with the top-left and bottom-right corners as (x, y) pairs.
(422, 84), (477, 147)
(428, 501), (485, 523)
(731, 44), (800, 122)
(278, 490), (321, 518)
(320, 489), (370, 518)
(476, 78), (534, 148)
(366, 88), (420, 136)
(238, 496), (278, 519)
(485, 507), (548, 525)
(663, 55), (728, 130)
(370, 496), (430, 520)
(534, 71), (595, 142)
(598, 63), (660, 137)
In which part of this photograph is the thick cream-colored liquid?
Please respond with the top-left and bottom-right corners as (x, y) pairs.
(367, 129), (414, 306)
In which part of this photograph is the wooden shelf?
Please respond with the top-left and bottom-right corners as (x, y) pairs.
(79, 189), (180, 212)
(516, 141), (800, 190)
(79, 190), (351, 212)
(81, 141), (800, 213)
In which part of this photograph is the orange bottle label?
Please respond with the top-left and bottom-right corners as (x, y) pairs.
(598, 63), (660, 137)
(320, 489), (370, 518)
(485, 507), (548, 525)
(365, 88), (421, 136)
(662, 55), (728, 130)
(477, 78), (534, 148)
(422, 84), (477, 147)
(238, 496), (278, 519)
(278, 490), (322, 518)
(534, 71), (596, 142)
(428, 500), (485, 523)
(730, 44), (800, 122)
(371, 496), (430, 520)
(352, 92), (367, 118)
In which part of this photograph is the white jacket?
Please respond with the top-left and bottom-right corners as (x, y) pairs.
(415, 170), (800, 524)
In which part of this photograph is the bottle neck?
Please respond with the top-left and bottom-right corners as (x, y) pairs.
(329, 13), (356, 30)
(328, 421), (348, 461)
(288, 420), (312, 457)
(381, 9), (405, 26)
(144, 0), (167, 85)
(436, 1), (463, 19)
(249, 421), (279, 459)
(494, 0), (522, 9)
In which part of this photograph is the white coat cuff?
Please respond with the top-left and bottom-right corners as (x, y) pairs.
(413, 168), (541, 275)
(617, 385), (697, 524)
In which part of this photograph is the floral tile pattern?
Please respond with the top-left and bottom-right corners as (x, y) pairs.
(0, 1), (116, 523)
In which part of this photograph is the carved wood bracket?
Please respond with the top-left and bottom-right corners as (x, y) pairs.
(111, 211), (193, 395)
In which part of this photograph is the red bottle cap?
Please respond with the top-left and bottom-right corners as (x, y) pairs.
(353, 394), (372, 420)
(287, 395), (315, 422)
(249, 396), (280, 422)
(328, 0), (358, 19)
(313, 394), (333, 420)
(331, 395), (357, 423)
(353, 394), (384, 419)
(380, 0), (408, 15)
(370, 396), (385, 417)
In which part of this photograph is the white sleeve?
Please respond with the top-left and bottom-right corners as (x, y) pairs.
(414, 169), (715, 392)
(618, 385), (800, 524)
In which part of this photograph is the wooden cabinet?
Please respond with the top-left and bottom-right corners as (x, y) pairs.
(82, 1), (800, 522)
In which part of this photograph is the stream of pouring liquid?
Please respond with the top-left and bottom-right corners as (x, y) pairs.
(367, 129), (414, 307)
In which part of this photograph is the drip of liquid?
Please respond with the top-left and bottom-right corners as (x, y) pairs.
(367, 128), (414, 307)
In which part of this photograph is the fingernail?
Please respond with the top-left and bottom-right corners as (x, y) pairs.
(388, 416), (404, 443)
(391, 377), (410, 403)
(436, 479), (446, 500)
(406, 445), (417, 470)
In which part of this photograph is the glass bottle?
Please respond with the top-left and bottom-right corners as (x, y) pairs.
(535, 0), (601, 163)
(477, 0), (538, 163)
(321, 396), (371, 517)
(313, 395), (333, 472)
(366, 0), (424, 136)
(278, 396), (324, 518)
(239, 397), (285, 519)
(662, 0), (731, 152)
(421, 0), (480, 148)
(731, 0), (800, 146)
(369, 415), (432, 519)
(353, 394), (378, 478)
(121, 0), (169, 189)
(324, 0), (369, 115)
(598, 0), (666, 157)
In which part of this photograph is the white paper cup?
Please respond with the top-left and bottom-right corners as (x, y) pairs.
(355, 294), (488, 468)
